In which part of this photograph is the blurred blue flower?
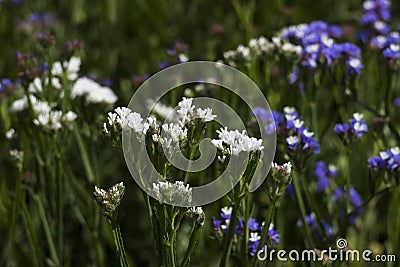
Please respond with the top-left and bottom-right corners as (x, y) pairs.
(394, 97), (400, 107)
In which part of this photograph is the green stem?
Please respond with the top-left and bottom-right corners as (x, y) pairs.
(180, 219), (204, 267)
(219, 191), (240, 267)
(292, 170), (315, 249)
(252, 195), (277, 267)
(34, 192), (60, 266)
(52, 135), (64, 262)
(111, 219), (129, 267)
(346, 148), (351, 214)
(2, 165), (23, 262)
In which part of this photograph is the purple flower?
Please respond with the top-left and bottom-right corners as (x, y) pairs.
(315, 161), (337, 192)
(383, 44), (400, 59)
(346, 58), (363, 75)
(253, 107), (269, 121)
(334, 123), (349, 134)
(212, 217), (222, 231)
(394, 97), (400, 107)
(248, 218), (260, 231)
(268, 226), (280, 244)
(370, 35), (389, 48)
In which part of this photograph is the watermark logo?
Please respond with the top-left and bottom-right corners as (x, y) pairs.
(256, 238), (397, 263)
(122, 61), (276, 206)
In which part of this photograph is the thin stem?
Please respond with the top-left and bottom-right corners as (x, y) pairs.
(292, 170), (315, 249)
(111, 219), (129, 267)
(219, 191), (240, 267)
(251, 194), (277, 267)
(180, 219), (204, 267)
(52, 135), (64, 262)
(2, 164), (23, 263)
(346, 148), (351, 214)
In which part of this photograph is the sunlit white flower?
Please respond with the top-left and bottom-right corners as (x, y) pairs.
(71, 77), (118, 104)
(52, 56), (81, 81)
(5, 128), (16, 139)
(196, 107), (216, 122)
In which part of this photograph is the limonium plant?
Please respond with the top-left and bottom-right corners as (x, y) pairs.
(1, 0), (400, 266)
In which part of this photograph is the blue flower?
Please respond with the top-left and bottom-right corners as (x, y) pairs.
(253, 107), (269, 121)
(394, 97), (400, 107)
(369, 147), (400, 172)
(315, 161), (337, 192)
(248, 218), (260, 231)
(334, 113), (368, 144)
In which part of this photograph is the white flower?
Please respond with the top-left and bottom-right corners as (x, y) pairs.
(33, 110), (63, 131)
(63, 111), (78, 122)
(187, 206), (203, 216)
(151, 181), (192, 203)
(5, 128), (16, 139)
(380, 151), (390, 160)
(212, 127), (263, 155)
(353, 121), (367, 132)
(348, 58), (362, 69)
(391, 147), (400, 155)
(303, 130), (314, 137)
(10, 95), (52, 114)
(353, 113), (364, 121)
(249, 232), (261, 242)
(178, 53), (189, 62)
(294, 119), (304, 129)
(196, 107), (216, 122)
(128, 112), (147, 134)
(286, 136), (299, 145)
(177, 97), (195, 124)
(221, 206), (232, 216)
(28, 77), (62, 93)
(71, 77), (118, 104)
(283, 106), (296, 114)
(52, 56), (81, 81)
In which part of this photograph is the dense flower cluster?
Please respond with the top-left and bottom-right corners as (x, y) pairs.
(254, 106), (320, 155)
(368, 146), (400, 172)
(151, 181), (193, 204)
(212, 207), (280, 256)
(93, 182), (125, 219)
(10, 95), (77, 131)
(281, 21), (363, 76)
(360, 0), (391, 40)
(222, 36), (302, 67)
(334, 113), (368, 144)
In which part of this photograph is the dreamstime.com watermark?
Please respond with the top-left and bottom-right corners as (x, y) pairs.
(257, 238), (397, 263)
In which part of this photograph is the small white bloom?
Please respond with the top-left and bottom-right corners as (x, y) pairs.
(63, 111), (78, 122)
(391, 147), (400, 155)
(286, 136), (299, 145)
(249, 232), (261, 242)
(353, 121), (367, 132)
(352, 113), (364, 121)
(303, 130), (314, 137)
(5, 128), (16, 139)
(178, 53), (189, 62)
(283, 106), (296, 114)
(380, 151), (390, 160)
(196, 107), (216, 122)
(221, 206), (232, 216)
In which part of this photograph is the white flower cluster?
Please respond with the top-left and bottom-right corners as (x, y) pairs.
(271, 162), (292, 178)
(52, 56), (81, 81)
(28, 77), (62, 93)
(223, 36), (301, 66)
(71, 77), (117, 104)
(176, 97), (217, 125)
(10, 95), (77, 131)
(104, 107), (149, 134)
(151, 180), (192, 204)
(211, 127), (264, 156)
(93, 182), (125, 216)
